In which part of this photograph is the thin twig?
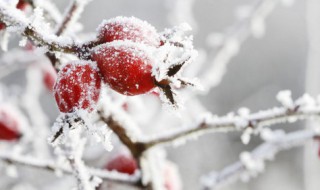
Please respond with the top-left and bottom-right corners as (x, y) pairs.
(0, 152), (140, 185)
(46, 0), (94, 70)
(0, 2), (90, 59)
(142, 105), (320, 148)
(201, 130), (319, 190)
(55, 0), (87, 36)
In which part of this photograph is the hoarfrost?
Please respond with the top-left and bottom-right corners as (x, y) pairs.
(276, 90), (294, 109)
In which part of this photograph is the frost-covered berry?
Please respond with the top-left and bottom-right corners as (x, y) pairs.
(92, 41), (156, 96)
(97, 16), (160, 47)
(105, 154), (137, 175)
(0, 109), (21, 141)
(42, 65), (57, 92)
(53, 61), (101, 113)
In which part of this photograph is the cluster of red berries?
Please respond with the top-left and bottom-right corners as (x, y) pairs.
(54, 17), (161, 113)
(0, 0), (28, 30)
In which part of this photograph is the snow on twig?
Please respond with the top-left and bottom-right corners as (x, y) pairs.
(0, 151), (140, 185)
(0, 2), (82, 56)
(67, 138), (96, 190)
(33, 0), (62, 23)
(142, 92), (320, 147)
(55, 0), (93, 36)
(200, 129), (318, 190)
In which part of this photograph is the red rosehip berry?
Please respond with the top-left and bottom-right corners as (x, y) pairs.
(42, 65), (57, 92)
(97, 16), (160, 47)
(105, 154), (137, 175)
(92, 41), (156, 96)
(0, 109), (21, 141)
(53, 61), (101, 113)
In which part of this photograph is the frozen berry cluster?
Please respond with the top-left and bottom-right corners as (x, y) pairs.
(54, 17), (163, 113)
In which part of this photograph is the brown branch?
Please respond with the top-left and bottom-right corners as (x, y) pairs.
(22, 26), (77, 53)
(97, 110), (147, 159)
(55, 0), (78, 36)
(46, 0), (88, 70)
(0, 3), (92, 60)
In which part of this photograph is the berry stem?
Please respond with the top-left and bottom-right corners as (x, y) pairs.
(51, 116), (84, 143)
(46, 0), (94, 71)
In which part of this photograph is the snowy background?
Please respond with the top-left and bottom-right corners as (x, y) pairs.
(1, 0), (318, 190)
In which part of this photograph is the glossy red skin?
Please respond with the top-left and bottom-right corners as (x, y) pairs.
(106, 155), (137, 175)
(54, 63), (101, 113)
(92, 44), (156, 96)
(0, 1), (28, 30)
(43, 66), (57, 92)
(0, 110), (20, 141)
(98, 17), (160, 47)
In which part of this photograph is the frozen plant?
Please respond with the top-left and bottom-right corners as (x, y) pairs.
(0, 0), (319, 190)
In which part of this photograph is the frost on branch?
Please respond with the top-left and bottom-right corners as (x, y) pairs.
(141, 92), (320, 148)
(49, 110), (113, 153)
(0, 0), (317, 190)
(276, 90), (294, 110)
(50, 114), (105, 190)
(201, 129), (319, 190)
